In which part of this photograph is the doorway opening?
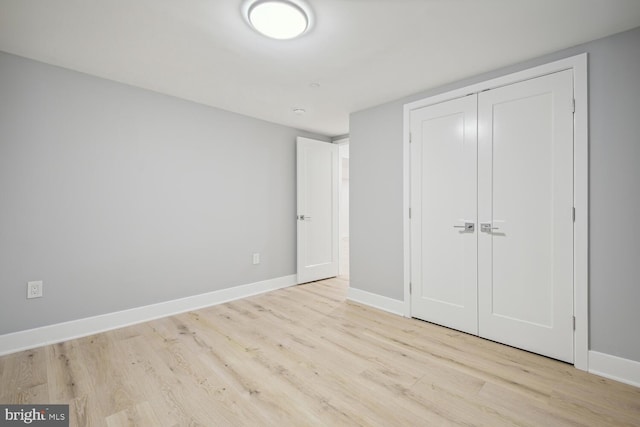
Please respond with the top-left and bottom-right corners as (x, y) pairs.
(338, 141), (349, 279)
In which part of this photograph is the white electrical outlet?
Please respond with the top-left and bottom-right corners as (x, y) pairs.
(27, 281), (43, 299)
(252, 253), (260, 265)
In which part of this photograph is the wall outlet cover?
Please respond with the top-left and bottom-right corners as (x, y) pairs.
(27, 281), (43, 299)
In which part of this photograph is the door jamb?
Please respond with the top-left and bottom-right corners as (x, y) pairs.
(402, 53), (588, 371)
(335, 138), (350, 277)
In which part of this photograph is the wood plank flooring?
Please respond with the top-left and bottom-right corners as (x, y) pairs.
(1, 278), (639, 426)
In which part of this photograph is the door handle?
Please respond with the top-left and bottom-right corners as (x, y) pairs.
(297, 215), (312, 221)
(480, 223), (500, 232)
(453, 222), (475, 232)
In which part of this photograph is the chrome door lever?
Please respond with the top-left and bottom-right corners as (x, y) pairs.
(480, 223), (499, 232)
(453, 222), (475, 232)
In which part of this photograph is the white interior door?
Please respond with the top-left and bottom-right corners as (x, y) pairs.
(297, 137), (339, 284)
(410, 70), (574, 363)
(478, 70), (574, 363)
(410, 95), (478, 335)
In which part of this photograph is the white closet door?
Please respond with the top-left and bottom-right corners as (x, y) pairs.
(477, 70), (574, 363)
(410, 95), (478, 335)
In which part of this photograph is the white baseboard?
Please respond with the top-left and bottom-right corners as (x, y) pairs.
(0, 275), (297, 357)
(347, 287), (404, 316)
(589, 350), (640, 388)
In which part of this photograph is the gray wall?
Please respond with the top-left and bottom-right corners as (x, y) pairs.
(350, 26), (640, 362)
(0, 51), (327, 335)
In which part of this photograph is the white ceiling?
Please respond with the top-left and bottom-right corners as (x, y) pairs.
(1, 0), (640, 137)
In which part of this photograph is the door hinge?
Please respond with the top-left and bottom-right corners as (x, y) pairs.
(572, 99), (576, 114)
(573, 207), (576, 222)
(409, 208), (412, 219)
(409, 132), (412, 143)
(409, 282), (412, 294)
(573, 316), (576, 330)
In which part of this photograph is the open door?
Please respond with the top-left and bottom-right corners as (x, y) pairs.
(297, 137), (339, 284)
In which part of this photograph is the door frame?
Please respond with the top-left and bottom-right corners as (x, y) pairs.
(402, 53), (588, 370)
(335, 138), (350, 277)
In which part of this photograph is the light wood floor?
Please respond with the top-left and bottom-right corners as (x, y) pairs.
(1, 278), (639, 426)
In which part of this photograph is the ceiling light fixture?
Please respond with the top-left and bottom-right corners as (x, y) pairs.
(247, 0), (310, 40)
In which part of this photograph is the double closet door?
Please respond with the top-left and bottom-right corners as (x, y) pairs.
(410, 70), (574, 363)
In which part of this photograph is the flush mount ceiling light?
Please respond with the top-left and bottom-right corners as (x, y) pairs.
(247, 0), (310, 40)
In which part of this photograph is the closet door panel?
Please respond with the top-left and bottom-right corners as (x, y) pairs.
(477, 70), (574, 362)
(410, 95), (478, 335)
